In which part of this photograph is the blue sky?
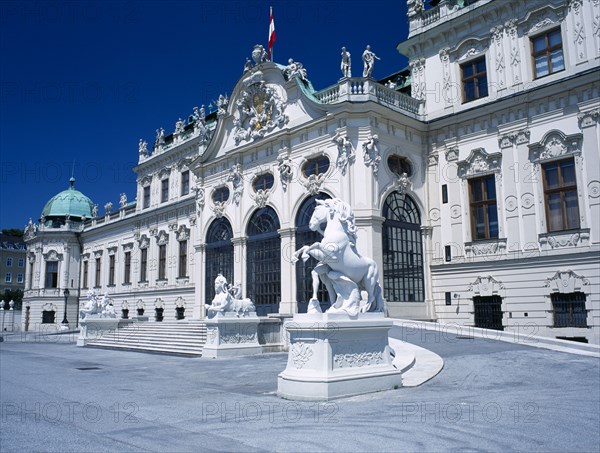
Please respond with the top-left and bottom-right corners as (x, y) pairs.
(0, 0), (410, 229)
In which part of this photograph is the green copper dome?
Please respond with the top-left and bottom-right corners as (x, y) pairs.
(41, 178), (94, 220)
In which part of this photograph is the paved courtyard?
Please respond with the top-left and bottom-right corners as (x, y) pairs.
(1, 327), (599, 453)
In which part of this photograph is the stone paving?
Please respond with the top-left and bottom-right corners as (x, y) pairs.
(1, 327), (598, 452)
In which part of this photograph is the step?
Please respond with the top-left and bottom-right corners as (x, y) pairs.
(86, 343), (203, 356)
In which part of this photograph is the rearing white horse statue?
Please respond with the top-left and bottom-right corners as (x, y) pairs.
(293, 198), (385, 315)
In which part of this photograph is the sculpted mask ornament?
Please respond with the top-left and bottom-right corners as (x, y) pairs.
(302, 173), (326, 196)
(233, 72), (288, 145)
(291, 198), (385, 316)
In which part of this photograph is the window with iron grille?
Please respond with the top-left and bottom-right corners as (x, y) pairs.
(246, 207), (281, 315)
(469, 174), (498, 240)
(531, 28), (564, 79)
(205, 218), (234, 304)
(382, 193), (424, 302)
(295, 193), (331, 313)
(542, 157), (579, 232)
(473, 295), (504, 331)
(461, 56), (488, 103)
(552, 292), (587, 328)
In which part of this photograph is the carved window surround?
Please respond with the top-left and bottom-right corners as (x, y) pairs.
(43, 250), (63, 261)
(156, 230), (169, 245)
(175, 225), (190, 242)
(457, 148), (504, 241)
(528, 130), (587, 232)
(539, 228), (590, 251)
(464, 238), (507, 258)
(520, 3), (566, 36)
(122, 242), (134, 251)
(138, 234), (150, 249)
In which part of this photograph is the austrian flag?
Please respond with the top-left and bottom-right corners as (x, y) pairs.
(268, 6), (276, 61)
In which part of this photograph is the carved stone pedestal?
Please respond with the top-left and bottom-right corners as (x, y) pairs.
(277, 313), (402, 401)
(77, 318), (129, 346)
(202, 314), (262, 358)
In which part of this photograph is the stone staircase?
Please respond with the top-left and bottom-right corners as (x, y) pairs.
(85, 320), (207, 356)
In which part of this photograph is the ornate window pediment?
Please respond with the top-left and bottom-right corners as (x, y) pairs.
(177, 157), (192, 169)
(469, 275), (504, 297)
(458, 148), (502, 178)
(138, 234), (150, 249)
(43, 250), (63, 261)
(93, 250), (103, 258)
(545, 270), (590, 294)
(528, 130), (582, 163)
(453, 37), (488, 62)
(176, 225), (190, 242)
(122, 242), (134, 251)
(156, 230), (169, 245)
(521, 4), (565, 35)
(139, 175), (152, 186)
(158, 166), (172, 180)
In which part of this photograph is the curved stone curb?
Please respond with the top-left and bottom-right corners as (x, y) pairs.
(393, 319), (600, 358)
(389, 337), (444, 387)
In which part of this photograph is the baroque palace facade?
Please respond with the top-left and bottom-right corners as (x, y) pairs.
(23, 0), (600, 344)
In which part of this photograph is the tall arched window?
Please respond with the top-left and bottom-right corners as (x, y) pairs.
(295, 193), (331, 313)
(246, 207), (281, 315)
(382, 193), (424, 302)
(205, 218), (234, 304)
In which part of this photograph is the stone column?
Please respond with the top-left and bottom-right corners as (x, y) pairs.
(579, 110), (600, 240)
(232, 236), (247, 297)
(192, 243), (205, 319)
(278, 227), (296, 315)
(420, 225), (436, 320)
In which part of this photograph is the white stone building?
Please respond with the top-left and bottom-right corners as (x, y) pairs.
(23, 0), (599, 344)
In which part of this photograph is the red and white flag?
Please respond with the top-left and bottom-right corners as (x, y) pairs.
(268, 6), (276, 61)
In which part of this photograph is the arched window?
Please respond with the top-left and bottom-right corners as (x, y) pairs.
(205, 218), (234, 304)
(212, 186), (230, 203)
(295, 193), (331, 313)
(246, 206), (281, 315)
(382, 193), (424, 302)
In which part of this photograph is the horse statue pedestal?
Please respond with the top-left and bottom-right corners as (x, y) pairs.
(277, 312), (402, 401)
(202, 313), (262, 358)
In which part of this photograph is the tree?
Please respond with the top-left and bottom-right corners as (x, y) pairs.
(1, 229), (24, 237)
(2, 289), (23, 310)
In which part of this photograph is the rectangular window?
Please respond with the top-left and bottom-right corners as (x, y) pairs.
(95, 257), (101, 287)
(181, 170), (190, 196)
(6, 257), (12, 267)
(445, 292), (452, 306)
(531, 28), (564, 78)
(444, 245), (452, 262)
(469, 174), (498, 240)
(140, 248), (148, 282)
(178, 240), (187, 278)
(18, 258), (24, 267)
(45, 261), (58, 288)
(543, 158), (579, 232)
(108, 255), (115, 286)
(143, 186), (151, 209)
(5, 272), (11, 283)
(83, 261), (89, 288)
(28, 262), (33, 289)
(161, 179), (169, 203)
(158, 244), (166, 280)
(124, 251), (131, 284)
(442, 184), (448, 204)
(461, 57), (488, 103)
(17, 273), (23, 283)
(552, 292), (587, 328)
